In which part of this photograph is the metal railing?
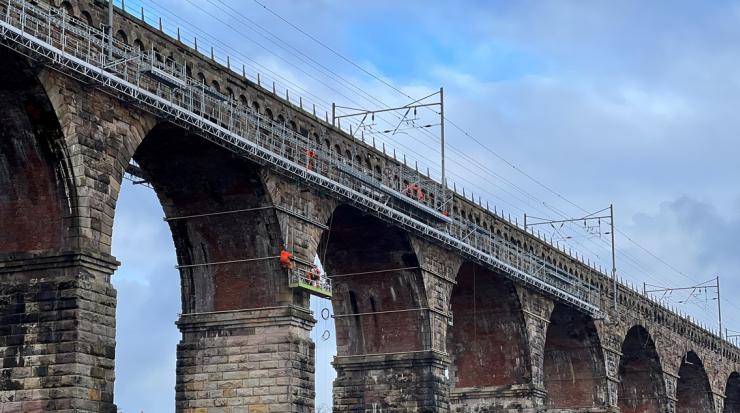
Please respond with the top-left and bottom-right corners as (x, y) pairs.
(288, 266), (332, 299)
(0, 0), (604, 317)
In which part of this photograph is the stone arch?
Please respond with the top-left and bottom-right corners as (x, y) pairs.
(320, 204), (429, 356)
(60, 0), (74, 16)
(132, 122), (299, 313)
(0, 50), (75, 254)
(447, 262), (532, 407)
(152, 46), (163, 63)
(0, 47), (156, 412)
(676, 351), (715, 413)
(80, 9), (93, 26)
(321, 205), (450, 411)
(129, 121), (325, 411)
(725, 372), (740, 413)
(115, 29), (129, 45)
(543, 303), (607, 409)
(618, 325), (667, 413)
(133, 38), (145, 52)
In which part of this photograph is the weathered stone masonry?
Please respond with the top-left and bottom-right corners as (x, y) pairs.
(2, 1), (740, 412)
(1, 45), (152, 412)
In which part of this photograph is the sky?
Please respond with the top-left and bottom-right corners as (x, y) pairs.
(109, 1), (740, 412)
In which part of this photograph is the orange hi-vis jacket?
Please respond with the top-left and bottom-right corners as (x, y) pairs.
(279, 250), (293, 268)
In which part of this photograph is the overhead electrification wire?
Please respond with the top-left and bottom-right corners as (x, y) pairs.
(241, 1), (692, 283)
(251, 0), (416, 101)
(129, 0), (552, 221)
(237, 2), (740, 334)
(126, 0), (734, 331)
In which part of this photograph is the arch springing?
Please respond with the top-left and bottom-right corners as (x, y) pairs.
(543, 303), (606, 409)
(618, 325), (666, 413)
(676, 351), (714, 413)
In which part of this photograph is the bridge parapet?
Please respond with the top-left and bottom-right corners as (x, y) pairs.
(2, 1), (740, 412)
(42, 0), (740, 381)
(27, 0), (608, 317)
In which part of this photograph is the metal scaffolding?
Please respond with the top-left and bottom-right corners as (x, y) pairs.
(0, 0), (603, 317)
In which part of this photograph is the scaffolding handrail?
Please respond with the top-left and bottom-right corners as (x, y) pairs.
(0, 0), (604, 317)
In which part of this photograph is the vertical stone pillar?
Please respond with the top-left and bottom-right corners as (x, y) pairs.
(714, 392), (726, 413)
(0, 251), (118, 413)
(595, 325), (623, 413)
(175, 306), (315, 413)
(515, 288), (554, 410)
(331, 260), (453, 413)
(602, 345), (622, 413)
(331, 251), (454, 412)
(333, 351), (450, 412)
(663, 372), (678, 413)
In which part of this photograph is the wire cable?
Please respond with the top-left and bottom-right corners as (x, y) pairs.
(128, 0), (733, 332)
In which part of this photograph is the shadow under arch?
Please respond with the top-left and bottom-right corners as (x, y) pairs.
(447, 262), (532, 405)
(0, 48), (75, 254)
(319, 204), (453, 412)
(127, 121), (322, 411)
(618, 325), (667, 413)
(115, 97), (321, 410)
(725, 372), (740, 413)
(319, 204), (429, 356)
(543, 302), (607, 409)
(676, 351), (715, 413)
(131, 121), (303, 313)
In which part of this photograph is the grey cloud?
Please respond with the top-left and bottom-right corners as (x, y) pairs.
(110, 0), (740, 409)
(623, 196), (740, 330)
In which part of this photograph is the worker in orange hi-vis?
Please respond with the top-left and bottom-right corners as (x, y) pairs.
(279, 249), (293, 269)
(404, 183), (425, 201)
(310, 266), (321, 287)
(305, 150), (317, 171)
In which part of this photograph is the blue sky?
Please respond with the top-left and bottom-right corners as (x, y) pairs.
(110, 1), (740, 412)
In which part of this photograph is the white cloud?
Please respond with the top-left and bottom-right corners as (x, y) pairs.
(111, 0), (740, 409)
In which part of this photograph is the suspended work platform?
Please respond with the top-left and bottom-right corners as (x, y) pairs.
(288, 267), (332, 298)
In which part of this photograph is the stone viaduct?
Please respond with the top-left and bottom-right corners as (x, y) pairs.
(0, 0), (738, 412)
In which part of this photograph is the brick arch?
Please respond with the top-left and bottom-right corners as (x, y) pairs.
(725, 372), (740, 413)
(447, 262), (531, 392)
(0, 46), (157, 412)
(618, 324), (668, 413)
(115, 29), (128, 45)
(676, 351), (715, 413)
(59, 0), (75, 16)
(320, 204), (429, 356)
(133, 38), (145, 52)
(543, 303), (607, 409)
(0, 49), (75, 254)
(80, 9), (93, 26)
(132, 122), (302, 313)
